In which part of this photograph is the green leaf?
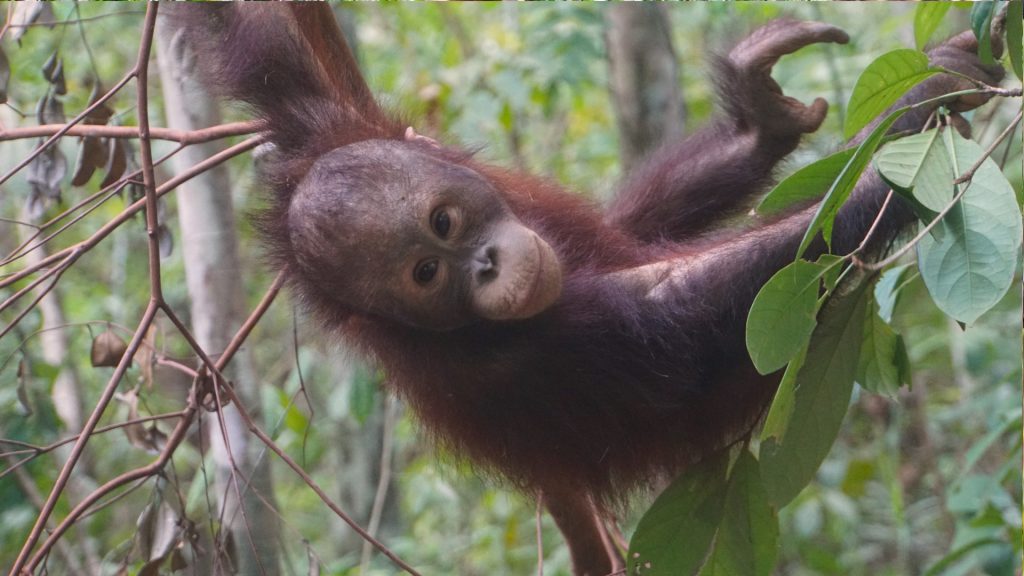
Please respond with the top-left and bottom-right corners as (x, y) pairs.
(798, 108), (909, 257)
(917, 131), (1023, 324)
(758, 149), (856, 216)
(873, 264), (913, 323)
(876, 129), (957, 212)
(746, 259), (842, 375)
(277, 388), (310, 434)
(844, 49), (939, 140)
(760, 280), (870, 507)
(970, 2), (996, 66)
(818, 254), (846, 293)
(856, 301), (910, 397)
(628, 452), (729, 576)
(914, 2), (952, 50)
(698, 452), (779, 576)
(1008, 0), (1023, 81)
(760, 347), (806, 445)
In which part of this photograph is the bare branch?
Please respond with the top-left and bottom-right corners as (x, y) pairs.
(0, 136), (263, 291)
(0, 121), (259, 144)
(21, 273), (285, 571)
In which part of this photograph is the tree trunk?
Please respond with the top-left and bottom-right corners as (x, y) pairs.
(605, 4), (686, 173)
(155, 21), (280, 576)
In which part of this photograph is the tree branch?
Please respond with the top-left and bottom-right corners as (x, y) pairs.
(0, 121), (259, 144)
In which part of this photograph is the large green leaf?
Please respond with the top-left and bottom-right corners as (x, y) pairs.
(916, 132), (1023, 324)
(757, 148), (856, 216)
(876, 128), (956, 211)
(746, 258), (842, 375)
(760, 280), (869, 507)
(844, 49), (939, 139)
(698, 452), (779, 576)
(628, 453), (729, 576)
(914, 2), (952, 50)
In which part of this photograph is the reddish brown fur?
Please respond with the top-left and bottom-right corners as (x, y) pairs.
(172, 5), (1002, 574)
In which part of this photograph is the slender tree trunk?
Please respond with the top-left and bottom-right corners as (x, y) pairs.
(155, 21), (280, 576)
(605, 4), (686, 173)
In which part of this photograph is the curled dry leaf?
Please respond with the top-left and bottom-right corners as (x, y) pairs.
(72, 83), (117, 187)
(35, 92), (65, 124)
(41, 52), (65, 95)
(84, 82), (116, 124)
(71, 137), (111, 186)
(91, 329), (129, 368)
(100, 138), (127, 189)
(25, 137), (67, 218)
(136, 500), (180, 572)
(10, 2), (55, 43)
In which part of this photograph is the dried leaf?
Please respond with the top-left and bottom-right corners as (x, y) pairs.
(136, 501), (180, 566)
(35, 92), (65, 125)
(117, 389), (167, 453)
(24, 191), (45, 221)
(91, 329), (129, 368)
(169, 549), (188, 572)
(138, 560), (162, 576)
(11, 2), (54, 43)
(51, 60), (65, 95)
(0, 47), (10, 105)
(41, 52), (65, 95)
(83, 81), (115, 125)
(100, 138), (127, 189)
(26, 137), (67, 211)
(41, 51), (57, 81)
(71, 136), (111, 187)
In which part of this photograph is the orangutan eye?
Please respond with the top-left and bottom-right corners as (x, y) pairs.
(414, 258), (439, 285)
(431, 208), (451, 239)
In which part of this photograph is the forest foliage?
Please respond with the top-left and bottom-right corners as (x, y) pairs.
(0, 3), (1021, 576)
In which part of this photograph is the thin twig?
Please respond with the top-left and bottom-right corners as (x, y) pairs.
(8, 9), (166, 574)
(0, 136), (263, 291)
(11, 300), (159, 575)
(159, 305), (270, 576)
(0, 411), (187, 476)
(0, 121), (259, 143)
(360, 396), (398, 569)
(0, 70), (137, 188)
(5, 9), (144, 29)
(22, 273), (285, 571)
(136, 3), (162, 303)
(1, 144), (186, 267)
